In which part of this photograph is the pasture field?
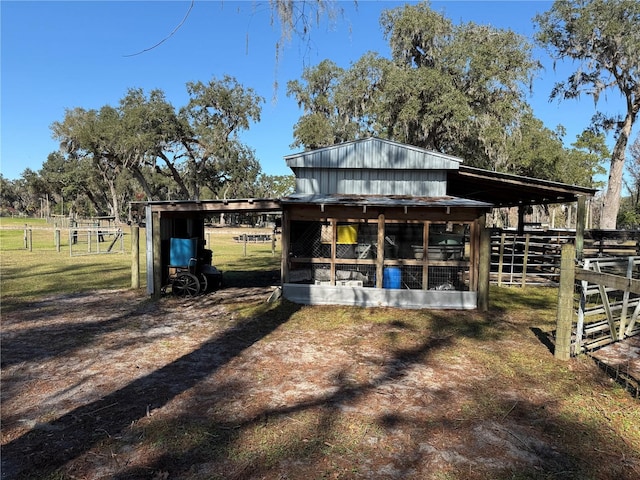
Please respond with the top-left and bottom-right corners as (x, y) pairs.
(0, 217), (281, 310)
(1, 217), (146, 309)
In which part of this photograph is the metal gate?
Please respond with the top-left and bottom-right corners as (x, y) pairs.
(574, 256), (640, 354)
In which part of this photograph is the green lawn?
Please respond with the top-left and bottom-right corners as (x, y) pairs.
(0, 217), (146, 310)
(0, 217), (281, 310)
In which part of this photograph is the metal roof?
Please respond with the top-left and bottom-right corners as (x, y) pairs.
(447, 166), (598, 207)
(285, 137), (463, 170)
(281, 193), (493, 209)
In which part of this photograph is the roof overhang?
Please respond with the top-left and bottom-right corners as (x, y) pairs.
(447, 166), (598, 207)
(281, 194), (493, 209)
(135, 198), (282, 214)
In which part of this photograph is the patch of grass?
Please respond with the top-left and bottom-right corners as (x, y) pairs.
(0, 221), (284, 311)
(0, 223), (146, 310)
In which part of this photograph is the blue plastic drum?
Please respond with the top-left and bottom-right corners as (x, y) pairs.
(383, 267), (401, 289)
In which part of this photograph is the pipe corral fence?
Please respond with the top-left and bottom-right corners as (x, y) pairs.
(490, 228), (640, 287)
(22, 224), (125, 256)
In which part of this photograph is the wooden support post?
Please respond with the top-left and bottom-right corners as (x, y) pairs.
(376, 214), (385, 288)
(555, 243), (576, 360)
(498, 232), (505, 286)
(478, 226), (490, 312)
(243, 234), (247, 257)
(576, 196), (586, 261)
(510, 234), (517, 285)
(28, 228), (32, 252)
(152, 212), (162, 299)
(55, 228), (61, 252)
(24, 224), (28, 249)
(422, 222), (429, 290)
(330, 219), (337, 285)
(517, 206), (525, 235)
(131, 226), (140, 289)
(280, 211), (290, 284)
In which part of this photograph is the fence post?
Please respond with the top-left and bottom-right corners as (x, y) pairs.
(24, 224), (28, 249)
(55, 228), (61, 252)
(555, 243), (576, 360)
(131, 226), (140, 289)
(521, 233), (530, 287)
(478, 227), (490, 312)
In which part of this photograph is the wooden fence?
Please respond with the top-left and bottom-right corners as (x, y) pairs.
(555, 244), (640, 360)
(490, 229), (640, 287)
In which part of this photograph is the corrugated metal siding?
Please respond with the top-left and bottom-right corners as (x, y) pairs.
(292, 168), (447, 196)
(285, 137), (462, 170)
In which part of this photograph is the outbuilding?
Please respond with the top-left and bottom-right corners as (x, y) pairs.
(141, 137), (596, 310)
(280, 137), (493, 309)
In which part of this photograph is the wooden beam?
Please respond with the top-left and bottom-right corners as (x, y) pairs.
(517, 206), (525, 235)
(376, 214), (385, 288)
(575, 269), (640, 295)
(281, 209), (290, 284)
(150, 199), (281, 214)
(576, 195), (586, 261)
(152, 212), (162, 299)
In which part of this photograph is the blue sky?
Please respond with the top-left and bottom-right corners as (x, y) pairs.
(1, 0), (624, 182)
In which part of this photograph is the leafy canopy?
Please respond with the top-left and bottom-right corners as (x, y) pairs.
(535, 0), (640, 228)
(288, 1), (602, 186)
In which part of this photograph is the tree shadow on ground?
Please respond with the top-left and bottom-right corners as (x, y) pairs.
(0, 291), (153, 369)
(108, 309), (636, 480)
(4, 288), (638, 480)
(0, 298), (301, 479)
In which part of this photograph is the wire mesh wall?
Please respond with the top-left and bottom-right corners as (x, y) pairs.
(428, 266), (468, 290)
(287, 220), (471, 291)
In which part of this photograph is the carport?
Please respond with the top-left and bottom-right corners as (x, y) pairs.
(142, 198), (281, 298)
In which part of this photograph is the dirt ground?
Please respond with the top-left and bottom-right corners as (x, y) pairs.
(2, 287), (639, 480)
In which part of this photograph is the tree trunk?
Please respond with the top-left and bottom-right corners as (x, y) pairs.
(600, 112), (636, 229)
(107, 179), (121, 223)
(130, 165), (155, 200)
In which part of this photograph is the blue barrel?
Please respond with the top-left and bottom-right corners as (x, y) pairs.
(383, 267), (401, 289)
(170, 238), (197, 266)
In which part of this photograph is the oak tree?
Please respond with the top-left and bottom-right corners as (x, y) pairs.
(535, 0), (640, 228)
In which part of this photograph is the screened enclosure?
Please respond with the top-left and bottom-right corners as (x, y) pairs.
(287, 219), (472, 291)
